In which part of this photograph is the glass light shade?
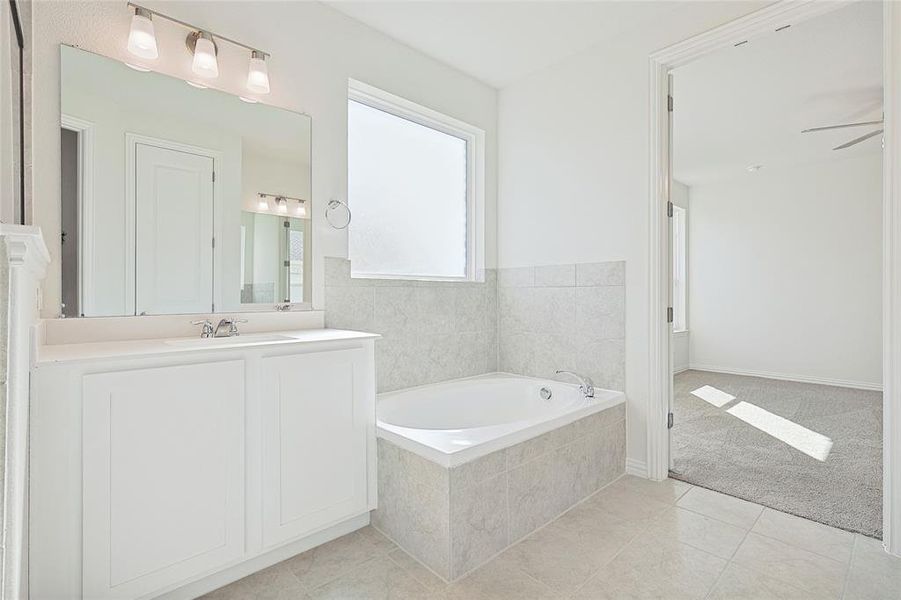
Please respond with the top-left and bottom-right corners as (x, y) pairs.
(246, 52), (270, 94)
(294, 202), (306, 217)
(276, 198), (288, 213)
(127, 11), (158, 60)
(192, 34), (219, 79)
(257, 197), (268, 210)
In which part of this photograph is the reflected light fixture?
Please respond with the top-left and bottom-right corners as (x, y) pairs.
(189, 31), (219, 79)
(258, 193), (307, 217)
(247, 51), (270, 94)
(185, 80), (208, 90)
(239, 96), (259, 104)
(125, 62), (151, 73)
(127, 6), (158, 60)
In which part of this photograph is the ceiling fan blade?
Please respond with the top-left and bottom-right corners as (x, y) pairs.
(833, 129), (883, 150)
(801, 119), (884, 134)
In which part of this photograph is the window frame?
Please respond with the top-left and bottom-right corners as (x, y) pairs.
(347, 78), (486, 282)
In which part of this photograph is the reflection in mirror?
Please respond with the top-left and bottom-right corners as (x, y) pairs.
(59, 45), (312, 317)
(240, 212), (309, 304)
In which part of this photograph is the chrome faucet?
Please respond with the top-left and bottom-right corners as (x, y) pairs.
(214, 317), (248, 338)
(555, 370), (595, 399)
(191, 319), (214, 338)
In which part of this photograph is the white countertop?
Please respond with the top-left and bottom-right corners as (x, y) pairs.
(35, 328), (380, 366)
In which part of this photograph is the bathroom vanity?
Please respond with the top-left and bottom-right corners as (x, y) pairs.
(29, 327), (378, 599)
(28, 40), (381, 600)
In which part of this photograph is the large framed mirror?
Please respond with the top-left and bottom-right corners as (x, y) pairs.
(59, 45), (312, 317)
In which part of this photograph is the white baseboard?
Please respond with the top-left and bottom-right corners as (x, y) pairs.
(673, 366), (690, 375)
(687, 364), (883, 392)
(625, 457), (647, 477)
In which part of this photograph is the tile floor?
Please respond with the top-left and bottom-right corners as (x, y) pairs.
(203, 476), (901, 599)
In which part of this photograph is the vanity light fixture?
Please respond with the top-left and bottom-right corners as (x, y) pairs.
(247, 51), (270, 94)
(189, 31), (219, 79)
(127, 6), (158, 60)
(125, 3), (271, 93)
(258, 193), (307, 217)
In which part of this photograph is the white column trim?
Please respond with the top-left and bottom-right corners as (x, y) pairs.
(883, 0), (901, 558)
(1, 225), (50, 599)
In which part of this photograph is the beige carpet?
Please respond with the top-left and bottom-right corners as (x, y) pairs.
(670, 370), (882, 538)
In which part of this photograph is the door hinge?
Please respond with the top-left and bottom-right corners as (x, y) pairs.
(667, 201), (674, 218)
(667, 94), (674, 112)
(212, 236), (216, 248)
(212, 171), (216, 182)
(283, 260), (290, 267)
(667, 306), (673, 323)
(667, 412), (674, 429)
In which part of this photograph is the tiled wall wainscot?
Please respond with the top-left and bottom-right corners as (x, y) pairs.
(324, 257), (497, 392)
(372, 402), (626, 581)
(498, 262), (625, 390)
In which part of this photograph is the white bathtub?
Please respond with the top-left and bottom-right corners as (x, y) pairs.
(377, 373), (626, 467)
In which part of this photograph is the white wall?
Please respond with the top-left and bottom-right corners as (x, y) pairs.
(497, 1), (768, 471)
(32, 0), (498, 316)
(688, 154), (882, 389)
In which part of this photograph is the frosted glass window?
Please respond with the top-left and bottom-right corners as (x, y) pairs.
(348, 99), (468, 279)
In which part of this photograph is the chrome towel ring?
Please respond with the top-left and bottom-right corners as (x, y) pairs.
(326, 198), (351, 229)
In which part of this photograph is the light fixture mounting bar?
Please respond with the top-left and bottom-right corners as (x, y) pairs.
(126, 2), (269, 57)
(258, 193), (307, 203)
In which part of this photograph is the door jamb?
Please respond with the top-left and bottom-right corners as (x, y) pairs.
(646, 0), (901, 556)
(60, 114), (94, 316)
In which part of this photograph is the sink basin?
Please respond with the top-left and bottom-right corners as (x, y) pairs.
(164, 333), (296, 348)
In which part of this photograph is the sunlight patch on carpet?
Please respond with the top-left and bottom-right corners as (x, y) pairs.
(691, 385), (735, 407)
(726, 401), (833, 461)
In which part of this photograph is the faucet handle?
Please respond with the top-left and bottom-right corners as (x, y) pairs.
(226, 318), (248, 335)
(191, 319), (214, 338)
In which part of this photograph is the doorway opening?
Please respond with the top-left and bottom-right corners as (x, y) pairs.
(649, 1), (895, 546)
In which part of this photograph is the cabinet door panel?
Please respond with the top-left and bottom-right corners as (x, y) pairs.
(261, 349), (371, 547)
(83, 361), (244, 599)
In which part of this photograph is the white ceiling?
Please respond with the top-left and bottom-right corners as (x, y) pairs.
(673, 1), (883, 186)
(325, 0), (687, 88)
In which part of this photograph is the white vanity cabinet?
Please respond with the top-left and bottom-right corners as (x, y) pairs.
(82, 361), (246, 600)
(29, 330), (377, 600)
(261, 349), (373, 547)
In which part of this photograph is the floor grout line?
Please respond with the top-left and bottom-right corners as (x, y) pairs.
(839, 534), (860, 600)
(702, 503), (766, 599)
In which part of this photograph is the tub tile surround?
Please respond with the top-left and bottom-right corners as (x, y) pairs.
(372, 403), (626, 581)
(498, 262), (626, 390)
(324, 257), (626, 392)
(205, 476), (901, 600)
(324, 257), (498, 392)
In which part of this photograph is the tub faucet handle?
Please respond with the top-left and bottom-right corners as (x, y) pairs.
(555, 370), (595, 399)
